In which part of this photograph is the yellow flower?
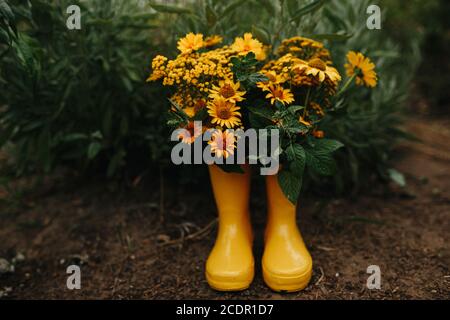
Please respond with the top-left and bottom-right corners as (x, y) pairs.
(177, 33), (204, 54)
(345, 51), (378, 88)
(265, 85), (295, 106)
(294, 58), (341, 84)
(232, 33), (266, 60)
(299, 116), (312, 127)
(207, 97), (242, 128)
(177, 121), (202, 145)
(205, 35), (223, 47)
(277, 36), (331, 62)
(257, 71), (286, 91)
(208, 130), (237, 159)
(209, 79), (246, 103)
(183, 107), (196, 118)
(147, 55), (168, 81)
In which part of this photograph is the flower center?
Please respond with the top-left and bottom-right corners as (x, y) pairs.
(267, 73), (277, 82)
(194, 99), (206, 112)
(272, 88), (284, 99)
(308, 58), (326, 71)
(219, 84), (235, 98)
(217, 106), (232, 119)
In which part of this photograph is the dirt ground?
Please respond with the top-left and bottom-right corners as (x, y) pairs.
(0, 117), (448, 300)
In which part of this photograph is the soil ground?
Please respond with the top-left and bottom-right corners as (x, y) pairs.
(0, 117), (448, 300)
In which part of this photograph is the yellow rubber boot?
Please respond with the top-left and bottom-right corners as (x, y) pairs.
(262, 174), (313, 292)
(206, 165), (254, 291)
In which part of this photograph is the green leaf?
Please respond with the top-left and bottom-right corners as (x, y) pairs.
(310, 32), (352, 42)
(256, 0), (276, 15)
(278, 169), (301, 204)
(149, 2), (192, 14)
(205, 4), (217, 27)
(221, 0), (247, 18)
(287, 105), (305, 114)
(247, 104), (274, 120)
(290, 0), (326, 23)
(305, 150), (336, 176)
(87, 141), (102, 160)
(286, 0), (299, 14)
(251, 25), (270, 44)
(62, 133), (89, 142)
(13, 34), (40, 76)
(248, 72), (268, 84)
(0, 0), (14, 22)
(310, 138), (344, 153)
(286, 144), (306, 176)
(388, 168), (406, 187)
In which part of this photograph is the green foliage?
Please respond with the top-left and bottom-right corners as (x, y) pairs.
(230, 52), (267, 88)
(0, 0), (424, 201)
(162, 0), (421, 197)
(0, 0), (170, 177)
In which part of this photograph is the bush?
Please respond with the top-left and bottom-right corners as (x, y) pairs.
(0, 0), (171, 177)
(1, 0), (423, 195)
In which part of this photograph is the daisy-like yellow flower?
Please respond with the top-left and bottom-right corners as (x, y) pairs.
(207, 97), (242, 128)
(265, 85), (295, 106)
(177, 121), (202, 145)
(294, 58), (341, 84)
(208, 130), (237, 159)
(257, 71), (286, 91)
(209, 79), (246, 103)
(232, 33), (266, 61)
(345, 51), (377, 88)
(204, 35), (223, 47)
(177, 33), (204, 54)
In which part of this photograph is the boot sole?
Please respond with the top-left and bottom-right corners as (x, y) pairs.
(206, 271), (253, 292)
(262, 264), (312, 293)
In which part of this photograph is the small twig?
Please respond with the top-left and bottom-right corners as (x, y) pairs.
(316, 245), (336, 252)
(160, 219), (218, 247)
(315, 267), (325, 286)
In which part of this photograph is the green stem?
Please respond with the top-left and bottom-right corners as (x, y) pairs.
(303, 87), (311, 117)
(337, 74), (356, 97)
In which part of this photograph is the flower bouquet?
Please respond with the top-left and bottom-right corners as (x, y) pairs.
(147, 32), (377, 203)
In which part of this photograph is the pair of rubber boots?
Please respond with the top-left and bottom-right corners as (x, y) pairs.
(206, 165), (312, 292)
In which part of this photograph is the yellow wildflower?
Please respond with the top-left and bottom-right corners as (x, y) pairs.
(345, 51), (378, 87)
(177, 33), (204, 54)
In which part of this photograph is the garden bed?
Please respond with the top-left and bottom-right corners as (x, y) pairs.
(0, 116), (448, 300)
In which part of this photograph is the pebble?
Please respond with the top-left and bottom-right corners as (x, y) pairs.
(0, 287), (13, 298)
(12, 252), (25, 263)
(0, 258), (14, 274)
